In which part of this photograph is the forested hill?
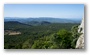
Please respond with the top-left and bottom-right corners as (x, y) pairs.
(4, 17), (81, 23)
(4, 21), (31, 29)
(4, 17), (81, 49)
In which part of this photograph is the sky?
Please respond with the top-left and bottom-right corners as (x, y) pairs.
(4, 4), (84, 19)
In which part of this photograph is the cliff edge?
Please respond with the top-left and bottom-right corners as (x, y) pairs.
(76, 18), (84, 49)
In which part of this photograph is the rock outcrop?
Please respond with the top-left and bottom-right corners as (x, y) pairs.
(76, 18), (84, 49)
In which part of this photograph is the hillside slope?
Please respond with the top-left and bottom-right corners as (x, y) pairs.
(4, 21), (31, 30)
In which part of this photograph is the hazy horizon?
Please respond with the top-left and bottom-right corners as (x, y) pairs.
(4, 17), (82, 20)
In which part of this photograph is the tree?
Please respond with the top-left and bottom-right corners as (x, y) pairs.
(56, 29), (72, 48)
(22, 39), (33, 49)
(31, 29), (73, 49)
(71, 25), (80, 48)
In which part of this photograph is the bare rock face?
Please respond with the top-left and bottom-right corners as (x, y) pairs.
(76, 18), (84, 49)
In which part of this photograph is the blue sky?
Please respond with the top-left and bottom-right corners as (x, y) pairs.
(4, 4), (84, 19)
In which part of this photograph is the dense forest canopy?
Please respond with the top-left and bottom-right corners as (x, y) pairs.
(4, 18), (80, 49)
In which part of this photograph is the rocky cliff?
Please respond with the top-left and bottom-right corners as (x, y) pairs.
(76, 18), (84, 49)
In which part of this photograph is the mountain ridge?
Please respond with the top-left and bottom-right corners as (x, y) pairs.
(4, 17), (81, 23)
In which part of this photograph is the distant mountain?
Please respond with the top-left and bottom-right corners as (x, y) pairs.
(40, 21), (51, 25)
(4, 21), (31, 30)
(5, 21), (23, 24)
(25, 21), (51, 26)
(4, 17), (81, 23)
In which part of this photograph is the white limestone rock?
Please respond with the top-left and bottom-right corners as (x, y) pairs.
(76, 18), (84, 49)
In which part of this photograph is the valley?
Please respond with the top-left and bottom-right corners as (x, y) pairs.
(4, 19), (80, 49)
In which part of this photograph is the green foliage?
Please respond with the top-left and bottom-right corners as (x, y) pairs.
(22, 39), (33, 49)
(4, 23), (79, 49)
(71, 25), (80, 48)
(53, 29), (72, 49)
(31, 29), (72, 49)
(31, 37), (52, 49)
